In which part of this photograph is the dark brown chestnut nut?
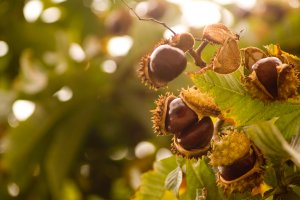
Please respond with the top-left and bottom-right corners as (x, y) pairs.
(209, 131), (265, 194)
(137, 33), (195, 89)
(252, 57), (282, 98)
(176, 116), (214, 150)
(166, 98), (198, 135)
(243, 55), (299, 101)
(151, 89), (222, 158)
(218, 150), (256, 181)
(151, 88), (221, 137)
(148, 44), (187, 85)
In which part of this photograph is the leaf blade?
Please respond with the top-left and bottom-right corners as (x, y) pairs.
(133, 156), (178, 200)
(245, 121), (300, 166)
(164, 166), (183, 197)
(191, 69), (300, 138)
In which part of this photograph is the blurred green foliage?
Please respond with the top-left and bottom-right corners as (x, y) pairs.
(0, 0), (299, 199)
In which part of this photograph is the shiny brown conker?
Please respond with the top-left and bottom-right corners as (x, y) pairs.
(176, 116), (214, 150)
(252, 57), (282, 98)
(218, 150), (256, 181)
(166, 98), (198, 134)
(149, 44), (187, 84)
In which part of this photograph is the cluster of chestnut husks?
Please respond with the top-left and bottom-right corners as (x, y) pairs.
(168, 99), (214, 157)
(209, 131), (265, 194)
(151, 88), (267, 193)
(137, 22), (243, 89)
(243, 56), (299, 101)
(152, 88), (221, 158)
(125, 0), (300, 195)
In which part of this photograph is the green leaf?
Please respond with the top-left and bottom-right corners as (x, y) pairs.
(45, 102), (95, 199)
(275, 190), (300, 200)
(134, 156), (178, 200)
(287, 171), (300, 186)
(164, 166), (183, 197)
(245, 121), (300, 166)
(182, 158), (223, 200)
(182, 159), (203, 200)
(3, 99), (82, 190)
(191, 68), (300, 139)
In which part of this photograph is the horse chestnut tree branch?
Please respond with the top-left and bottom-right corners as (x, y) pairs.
(121, 1), (300, 199)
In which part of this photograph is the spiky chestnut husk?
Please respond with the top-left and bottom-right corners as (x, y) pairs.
(216, 144), (265, 194)
(240, 47), (266, 74)
(151, 92), (176, 136)
(209, 130), (251, 166)
(277, 64), (299, 99)
(242, 57), (299, 101)
(171, 136), (211, 159)
(152, 88), (221, 136)
(179, 87), (222, 119)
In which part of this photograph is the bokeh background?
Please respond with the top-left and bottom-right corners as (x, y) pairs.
(0, 0), (299, 199)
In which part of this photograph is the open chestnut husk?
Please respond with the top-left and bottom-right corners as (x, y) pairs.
(138, 44), (187, 89)
(137, 33), (195, 89)
(216, 144), (265, 194)
(242, 56), (299, 101)
(151, 88), (221, 158)
(209, 130), (265, 194)
(151, 88), (221, 136)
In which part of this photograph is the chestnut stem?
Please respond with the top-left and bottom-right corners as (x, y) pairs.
(188, 49), (206, 67)
(196, 40), (209, 55)
(120, 0), (176, 36)
(213, 118), (224, 141)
